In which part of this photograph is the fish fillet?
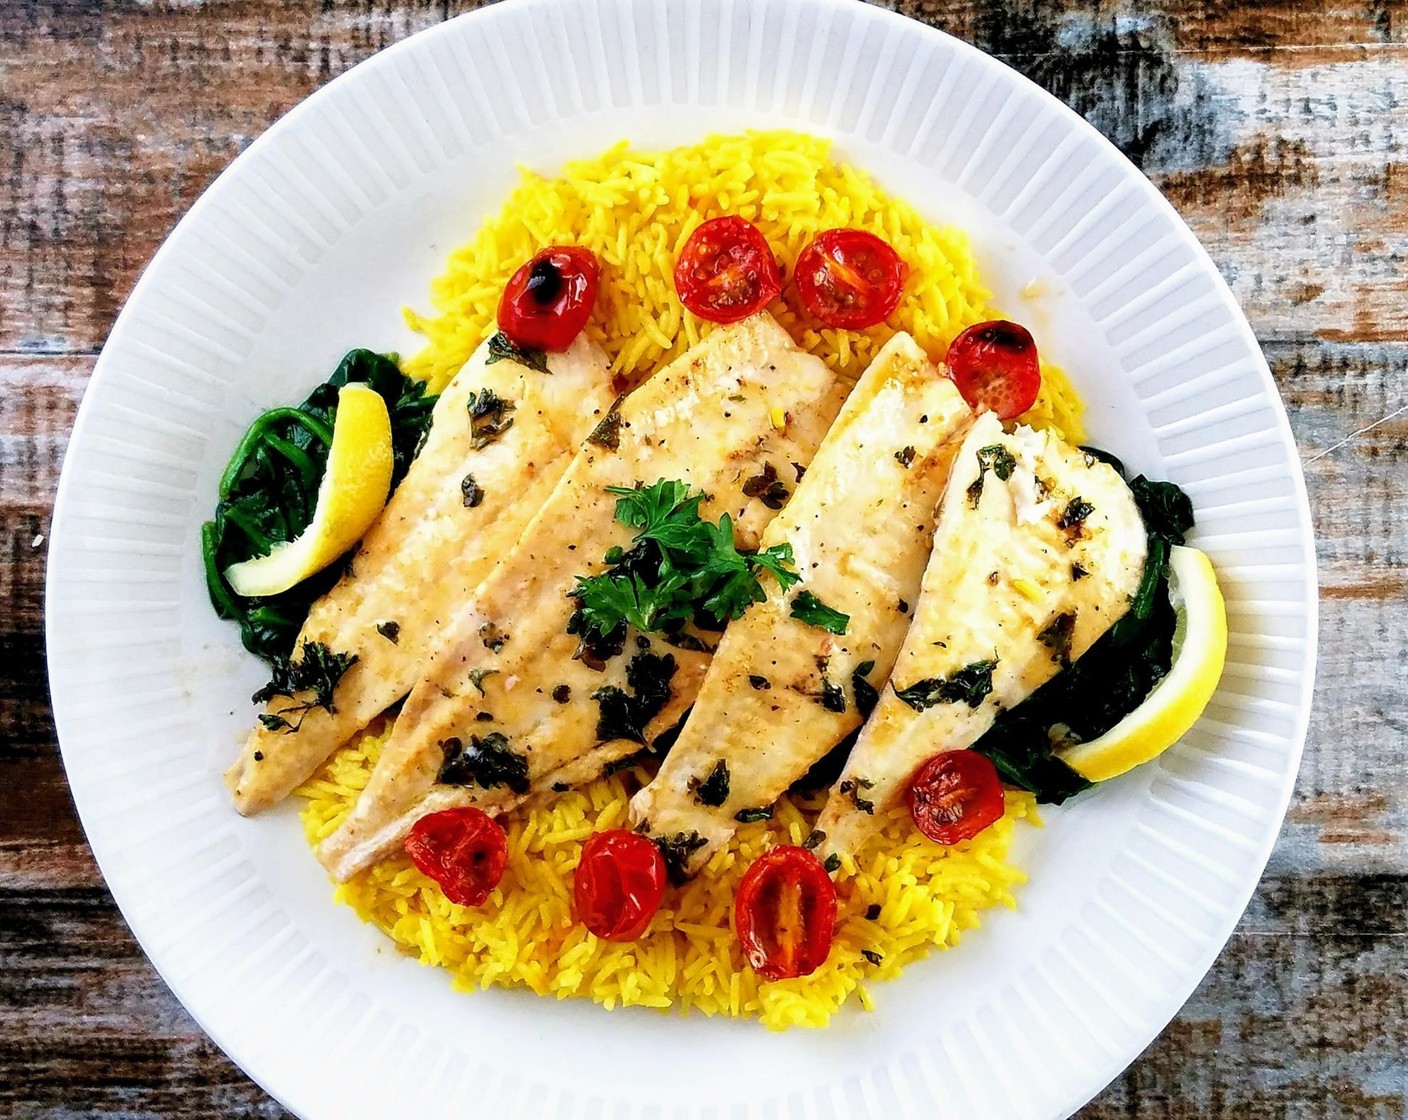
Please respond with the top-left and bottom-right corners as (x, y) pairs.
(815, 412), (1148, 862)
(226, 333), (616, 814)
(628, 333), (974, 875)
(318, 314), (847, 881)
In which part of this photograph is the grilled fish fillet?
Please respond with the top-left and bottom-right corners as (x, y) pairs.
(628, 333), (975, 875)
(318, 314), (847, 881)
(226, 333), (616, 815)
(815, 412), (1148, 862)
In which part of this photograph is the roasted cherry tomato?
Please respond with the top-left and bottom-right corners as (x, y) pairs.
(907, 751), (1005, 846)
(574, 829), (667, 941)
(944, 319), (1042, 420)
(793, 228), (908, 330)
(733, 845), (837, 981)
(497, 245), (600, 352)
(403, 807), (508, 907)
(673, 215), (782, 324)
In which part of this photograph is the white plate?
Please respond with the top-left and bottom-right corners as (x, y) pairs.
(45, 1), (1317, 1117)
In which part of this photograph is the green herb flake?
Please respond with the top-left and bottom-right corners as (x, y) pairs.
(484, 330), (550, 374)
(852, 659), (879, 717)
(585, 403), (623, 451)
(823, 853), (842, 873)
(689, 759), (730, 807)
(460, 473), (484, 508)
(967, 444), (1017, 508)
(791, 590), (850, 635)
(734, 806), (773, 824)
(479, 622), (510, 652)
(839, 777), (875, 814)
(466, 388), (517, 450)
(895, 658), (998, 711)
(803, 829), (826, 851)
(375, 620), (400, 644)
(468, 667), (500, 695)
(1038, 611), (1078, 668)
(1071, 562), (1089, 581)
(591, 649), (677, 743)
(861, 949), (883, 966)
(820, 678), (847, 713)
(894, 445), (916, 468)
(654, 830), (708, 886)
(436, 732), (530, 794)
(251, 641), (359, 732)
(742, 461), (790, 510)
(1057, 496), (1095, 536)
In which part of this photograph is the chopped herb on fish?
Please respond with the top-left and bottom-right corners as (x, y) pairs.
(967, 444), (1017, 508)
(436, 732), (530, 794)
(895, 658), (998, 711)
(484, 330), (550, 374)
(466, 388), (516, 450)
(689, 759), (730, 807)
(252, 641), (359, 732)
(375, 620), (400, 644)
(790, 590), (850, 635)
(460, 473), (484, 508)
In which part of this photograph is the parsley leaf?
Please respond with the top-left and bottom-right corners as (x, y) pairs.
(790, 590), (850, 635)
(568, 480), (800, 648)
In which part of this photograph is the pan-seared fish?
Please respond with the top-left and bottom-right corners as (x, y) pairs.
(226, 333), (617, 815)
(629, 333), (974, 875)
(318, 314), (847, 882)
(815, 412), (1148, 862)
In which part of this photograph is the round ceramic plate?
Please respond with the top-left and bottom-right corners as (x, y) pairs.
(46, 1), (1317, 1117)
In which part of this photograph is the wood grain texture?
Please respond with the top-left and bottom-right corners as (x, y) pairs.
(1, 1), (1403, 1117)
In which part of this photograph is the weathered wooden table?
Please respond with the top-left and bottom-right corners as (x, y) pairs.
(3, 1), (1404, 1116)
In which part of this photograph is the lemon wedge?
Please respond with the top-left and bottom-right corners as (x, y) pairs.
(1061, 545), (1227, 782)
(225, 383), (393, 598)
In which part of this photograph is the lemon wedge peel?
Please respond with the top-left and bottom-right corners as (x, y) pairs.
(224, 383), (393, 599)
(1061, 545), (1228, 783)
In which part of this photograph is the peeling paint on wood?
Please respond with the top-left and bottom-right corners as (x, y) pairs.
(2, 2), (1404, 1118)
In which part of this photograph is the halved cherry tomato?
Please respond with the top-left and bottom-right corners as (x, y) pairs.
(794, 228), (908, 330)
(498, 246), (600, 352)
(733, 845), (837, 981)
(574, 829), (667, 942)
(673, 215), (782, 324)
(944, 319), (1042, 420)
(403, 807), (508, 907)
(907, 751), (1005, 846)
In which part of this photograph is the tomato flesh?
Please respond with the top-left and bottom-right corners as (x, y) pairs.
(907, 751), (1005, 846)
(403, 807), (508, 907)
(794, 228), (907, 330)
(673, 215), (782, 324)
(734, 846), (837, 981)
(944, 320), (1042, 420)
(498, 245), (600, 352)
(574, 829), (667, 942)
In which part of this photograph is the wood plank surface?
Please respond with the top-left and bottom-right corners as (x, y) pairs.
(2, 1), (1404, 1117)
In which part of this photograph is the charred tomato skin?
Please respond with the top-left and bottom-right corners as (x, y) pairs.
(574, 829), (668, 941)
(498, 246), (600, 352)
(403, 806), (509, 907)
(794, 228), (908, 330)
(673, 215), (782, 324)
(944, 319), (1042, 420)
(733, 845), (838, 981)
(907, 751), (1005, 846)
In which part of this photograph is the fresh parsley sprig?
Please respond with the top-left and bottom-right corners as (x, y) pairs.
(568, 479), (800, 650)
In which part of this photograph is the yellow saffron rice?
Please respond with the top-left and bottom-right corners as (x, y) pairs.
(298, 131), (1083, 1029)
